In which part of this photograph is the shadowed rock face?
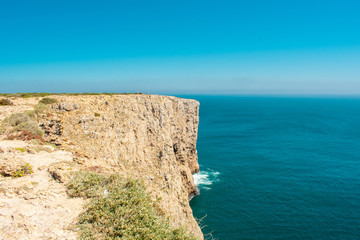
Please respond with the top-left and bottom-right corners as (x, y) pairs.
(41, 94), (203, 239)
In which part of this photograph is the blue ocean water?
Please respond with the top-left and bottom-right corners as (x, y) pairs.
(187, 96), (360, 240)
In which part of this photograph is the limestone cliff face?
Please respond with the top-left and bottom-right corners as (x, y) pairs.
(42, 95), (202, 239)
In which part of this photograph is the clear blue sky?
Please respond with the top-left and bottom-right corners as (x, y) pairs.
(1, 0), (359, 94)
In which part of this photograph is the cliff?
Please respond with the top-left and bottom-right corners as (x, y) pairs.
(0, 94), (203, 239)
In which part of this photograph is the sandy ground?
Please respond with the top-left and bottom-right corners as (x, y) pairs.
(0, 141), (85, 240)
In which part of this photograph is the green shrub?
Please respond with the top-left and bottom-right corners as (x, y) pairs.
(94, 112), (100, 117)
(67, 171), (107, 198)
(34, 103), (47, 116)
(39, 97), (57, 105)
(1, 112), (43, 135)
(67, 171), (198, 240)
(0, 98), (13, 106)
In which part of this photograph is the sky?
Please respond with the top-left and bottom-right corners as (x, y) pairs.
(0, 0), (359, 95)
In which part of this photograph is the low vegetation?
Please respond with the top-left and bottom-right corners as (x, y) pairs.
(39, 97), (57, 105)
(67, 171), (198, 240)
(0, 93), (54, 98)
(0, 92), (143, 98)
(0, 112), (44, 136)
(15, 147), (26, 152)
(12, 163), (33, 178)
(94, 112), (100, 117)
(0, 97), (54, 137)
(5, 130), (45, 142)
(0, 98), (14, 106)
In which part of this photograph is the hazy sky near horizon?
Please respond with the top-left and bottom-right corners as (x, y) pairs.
(1, 0), (360, 94)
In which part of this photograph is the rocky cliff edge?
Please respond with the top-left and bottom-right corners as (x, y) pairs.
(0, 94), (203, 239)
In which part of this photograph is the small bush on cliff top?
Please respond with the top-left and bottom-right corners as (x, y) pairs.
(39, 97), (57, 105)
(67, 171), (198, 240)
(34, 103), (48, 116)
(0, 98), (14, 106)
(1, 112), (43, 136)
(67, 171), (107, 199)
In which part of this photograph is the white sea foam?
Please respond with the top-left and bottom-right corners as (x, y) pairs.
(193, 169), (220, 192)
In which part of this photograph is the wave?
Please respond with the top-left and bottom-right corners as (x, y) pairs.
(193, 168), (220, 192)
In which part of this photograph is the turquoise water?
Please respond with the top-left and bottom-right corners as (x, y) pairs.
(187, 96), (360, 240)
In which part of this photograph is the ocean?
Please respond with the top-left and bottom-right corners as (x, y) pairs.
(186, 96), (360, 240)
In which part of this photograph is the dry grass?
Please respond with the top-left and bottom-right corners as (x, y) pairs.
(0, 112), (44, 136)
(0, 98), (14, 106)
(5, 130), (45, 142)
